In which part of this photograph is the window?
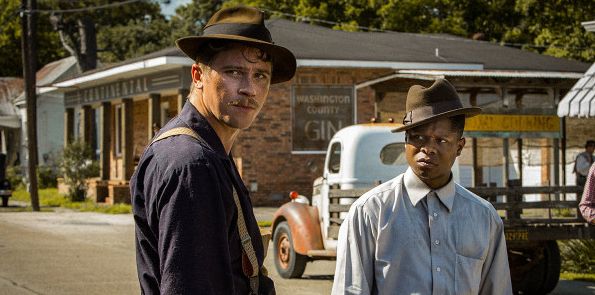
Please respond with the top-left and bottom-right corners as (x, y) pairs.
(328, 142), (341, 173)
(380, 143), (407, 166)
(115, 105), (123, 157)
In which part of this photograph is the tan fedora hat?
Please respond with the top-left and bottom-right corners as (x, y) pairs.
(392, 78), (481, 132)
(176, 6), (296, 84)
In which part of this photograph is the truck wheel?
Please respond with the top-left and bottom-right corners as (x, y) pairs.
(273, 221), (307, 278)
(541, 241), (561, 294)
(509, 241), (561, 294)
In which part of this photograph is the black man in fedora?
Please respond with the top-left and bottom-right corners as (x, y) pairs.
(130, 6), (296, 295)
(332, 79), (512, 295)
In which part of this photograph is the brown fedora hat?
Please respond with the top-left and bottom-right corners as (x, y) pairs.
(392, 78), (481, 132)
(176, 6), (296, 84)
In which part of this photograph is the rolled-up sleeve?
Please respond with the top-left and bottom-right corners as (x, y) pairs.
(332, 203), (376, 295)
(580, 164), (595, 224)
(478, 212), (513, 295)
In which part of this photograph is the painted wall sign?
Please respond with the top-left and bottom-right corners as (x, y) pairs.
(64, 68), (190, 107)
(292, 85), (355, 152)
(465, 114), (560, 132)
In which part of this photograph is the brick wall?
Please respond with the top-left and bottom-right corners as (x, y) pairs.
(133, 99), (149, 161)
(236, 67), (391, 205)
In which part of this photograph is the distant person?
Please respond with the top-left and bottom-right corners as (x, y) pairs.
(574, 140), (595, 188)
(579, 163), (595, 224)
(332, 79), (512, 294)
(130, 6), (296, 294)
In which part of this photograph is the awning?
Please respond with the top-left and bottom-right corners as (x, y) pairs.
(557, 63), (595, 118)
(0, 115), (20, 129)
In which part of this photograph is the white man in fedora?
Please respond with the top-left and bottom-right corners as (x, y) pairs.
(332, 79), (512, 295)
(130, 6), (295, 295)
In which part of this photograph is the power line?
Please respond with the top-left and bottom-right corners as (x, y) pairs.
(23, 0), (144, 14)
(262, 8), (594, 52)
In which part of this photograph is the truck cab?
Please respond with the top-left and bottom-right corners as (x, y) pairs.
(271, 123), (408, 278)
(312, 123), (407, 250)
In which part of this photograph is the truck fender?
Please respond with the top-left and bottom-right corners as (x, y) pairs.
(272, 202), (324, 255)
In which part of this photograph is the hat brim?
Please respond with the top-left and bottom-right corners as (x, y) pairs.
(391, 106), (482, 133)
(176, 35), (296, 84)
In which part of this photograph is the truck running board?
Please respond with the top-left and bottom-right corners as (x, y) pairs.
(306, 249), (337, 260)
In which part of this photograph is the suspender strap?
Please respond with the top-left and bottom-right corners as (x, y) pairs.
(151, 127), (200, 144)
(150, 126), (260, 294)
(233, 186), (260, 294)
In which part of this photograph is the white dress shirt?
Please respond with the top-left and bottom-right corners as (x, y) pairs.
(332, 168), (512, 295)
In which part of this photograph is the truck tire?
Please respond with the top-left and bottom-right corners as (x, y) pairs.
(509, 241), (561, 294)
(273, 221), (307, 278)
(541, 241), (561, 294)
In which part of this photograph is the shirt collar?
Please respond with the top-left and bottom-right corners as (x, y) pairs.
(178, 101), (228, 158)
(404, 168), (456, 211)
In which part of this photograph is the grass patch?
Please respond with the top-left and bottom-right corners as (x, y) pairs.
(10, 188), (131, 214)
(560, 272), (595, 282)
(258, 220), (272, 228)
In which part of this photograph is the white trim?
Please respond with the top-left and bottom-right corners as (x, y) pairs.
(291, 150), (327, 155)
(296, 59), (484, 70)
(355, 73), (441, 89)
(582, 20), (595, 32)
(397, 69), (583, 79)
(53, 56), (193, 88)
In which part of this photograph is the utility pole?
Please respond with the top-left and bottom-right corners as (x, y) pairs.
(20, 0), (40, 211)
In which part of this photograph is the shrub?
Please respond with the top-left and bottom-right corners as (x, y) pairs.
(559, 239), (595, 274)
(60, 140), (99, 202)
(37, 165), (58, 189)
(6, 165), (24, 189)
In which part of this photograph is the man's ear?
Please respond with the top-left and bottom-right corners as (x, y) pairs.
(191, 64), (204, 89)
(456, 137), (466, 156)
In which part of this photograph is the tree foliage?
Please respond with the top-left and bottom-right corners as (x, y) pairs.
(1, 0), (592, 77)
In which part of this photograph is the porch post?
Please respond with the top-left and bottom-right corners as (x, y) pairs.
(100, 102), (111, 180)
(121, 98), (134, 180)
(80, 105), (94, 145)
(148, 93), (161, 139)
(177, 88), (189, 114)
(64, 108), (75, 145)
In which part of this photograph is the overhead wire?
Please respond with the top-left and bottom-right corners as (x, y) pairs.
(22, 0), (145, 14)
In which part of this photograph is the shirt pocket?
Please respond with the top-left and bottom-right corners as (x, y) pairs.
(455, 253), (483, 295)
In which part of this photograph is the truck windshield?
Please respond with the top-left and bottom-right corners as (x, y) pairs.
(328, 142), (341, 173)
(380, 143), (407, 166)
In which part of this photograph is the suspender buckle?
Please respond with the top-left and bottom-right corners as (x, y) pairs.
(241, 236), (252, 246)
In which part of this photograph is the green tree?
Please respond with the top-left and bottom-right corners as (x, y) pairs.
(60, 140), (99, 202)
(0, 0), (65, 77)
(170, 0), (223, 40)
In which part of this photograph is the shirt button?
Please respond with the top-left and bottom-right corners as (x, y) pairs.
(436, 267), (441, 272)
(434, 240), (440, 245)
(433, 212), (438, 217)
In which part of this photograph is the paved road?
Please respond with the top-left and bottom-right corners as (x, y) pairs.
(0, 209), (593, 295)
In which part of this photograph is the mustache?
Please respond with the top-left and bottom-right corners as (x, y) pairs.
(227, 98), (260, 109)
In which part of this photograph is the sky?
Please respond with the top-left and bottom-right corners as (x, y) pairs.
(157, 0), (193, 18)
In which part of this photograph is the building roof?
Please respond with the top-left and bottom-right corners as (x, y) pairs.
(0, 78), (23, 128)
(268, 19), (588, 72)
(14, 56), (79, 106)
(52, 19), (589, 89)
(557, 62), (595, 118)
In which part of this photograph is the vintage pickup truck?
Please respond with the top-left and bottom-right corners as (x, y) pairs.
(270, 123), (593, 294)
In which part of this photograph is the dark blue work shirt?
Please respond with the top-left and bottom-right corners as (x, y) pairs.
(131, 101), (265, 294)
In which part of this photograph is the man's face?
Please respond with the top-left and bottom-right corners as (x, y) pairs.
(587, 144), (595, 154)
(192, 45), (272, 131)
(405, 117), (465, 189)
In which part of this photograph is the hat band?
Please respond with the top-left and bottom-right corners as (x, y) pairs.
(402, 101), (464, 125)
(203, 23), (273, 43)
